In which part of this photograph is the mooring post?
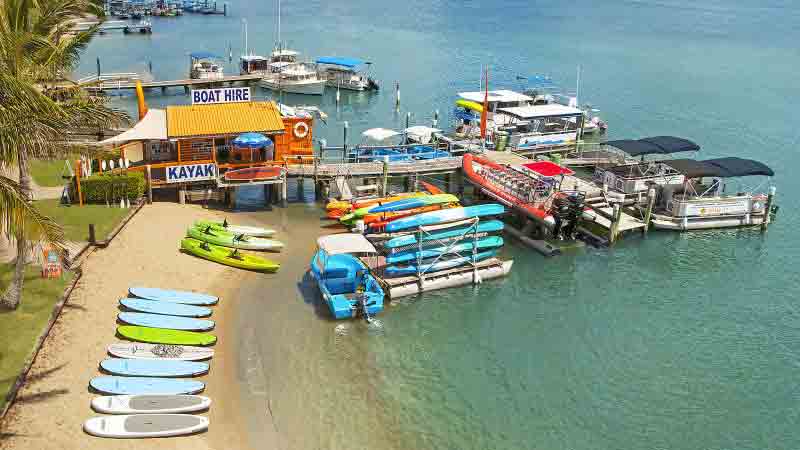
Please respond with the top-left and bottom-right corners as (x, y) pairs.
(381, 160), (389, 196)
(643, 187), (656, 234)
(281, 177), (288, 208)
(404, 176), (411, 192)
(228, 187), (236, 209)
(342, 121), (348, 159)
(178, 186), (186, 204)
(88, 224), (96, 245)
(433, 109), (439, 127)
(145, 164), (153, 204)
(405, 112), (411, 132)
(413, 173), (420, 191)
(762, 186), (776, 231)
(395, 82), (400, 110)
(609, 203), (621, 245)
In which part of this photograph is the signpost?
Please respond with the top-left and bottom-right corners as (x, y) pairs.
(41, 247), (62, 279)
(190, 87), (251, 105)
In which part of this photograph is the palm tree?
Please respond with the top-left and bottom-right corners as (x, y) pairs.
(0, 0), (128, 309)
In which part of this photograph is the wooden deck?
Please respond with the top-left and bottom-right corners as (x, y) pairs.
(285, 156), (463, 179)
(83, 74), (263, 92)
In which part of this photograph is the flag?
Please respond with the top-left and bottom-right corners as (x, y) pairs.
(480, 67), (489, 140)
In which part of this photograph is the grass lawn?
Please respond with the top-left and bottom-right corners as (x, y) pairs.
(34, 199), (130, 242)
(0, 264), (72, 411)
(29, 159), (72, 188)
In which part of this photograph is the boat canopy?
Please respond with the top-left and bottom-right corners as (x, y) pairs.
(271, 49), (299, 57)
(362, 128), (400, 141)
(190, 51), (220, 60)
(240, 54), (269, 62)
(315, 56), (364, 68)
(458, 90), (533, 104)
(664, 157), (774, 178)
(497, 104), (583, 119)
(603, 136), (700, 156)
(317, 234), (377, 255)
(96, 108), (167, 144)
(520, 161), (574, 177)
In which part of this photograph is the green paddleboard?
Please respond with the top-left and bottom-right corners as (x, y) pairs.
(117, 325), (217, 346)
(181, 238), (280, 272)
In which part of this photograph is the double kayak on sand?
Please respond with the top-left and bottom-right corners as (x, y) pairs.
(193, 219), (275, 237)
(187, 225), (283, 251)
(180, 238), (280, 272)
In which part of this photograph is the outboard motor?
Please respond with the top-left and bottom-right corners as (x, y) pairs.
(550, 193), (585, 240)
(367, 77), (379, 91)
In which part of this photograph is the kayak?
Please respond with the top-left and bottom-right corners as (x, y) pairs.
(188, 226), (283, 251)
(223, 166), (284, 182)
(385, 236), (504, 264)
(193, 219), (275, 237)
(325, 192), (428, 215)
(366, 204), (457, 229)
(383, 220), (505, 249)
(181, 238), (280, 272)
(368, 194), (460, 213)
(384, 204), (505, 232)
(117, 325), (217, 346)
(384, 250), (498, 277)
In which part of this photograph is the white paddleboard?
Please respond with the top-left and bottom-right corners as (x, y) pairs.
(83, 414), (208, 438)
(91, 395), (212, 414)
(108, 343), (214, 361)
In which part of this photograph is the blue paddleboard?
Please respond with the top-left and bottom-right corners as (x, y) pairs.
(120, 298), (212, 318)
(128, 287), (218, 305)
(90, 376), (205, 395)
(118, 312), (215, 331)
(100, 358), (209, 377)
(384, 250), (498, 276)
(384, 220), (505, 248)
(384, 204), (505, 232)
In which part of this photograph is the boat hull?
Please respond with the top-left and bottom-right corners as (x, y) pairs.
(224, 166), (284, 182)
(261, 78), (326, 95)
(309, 251), (384, 320)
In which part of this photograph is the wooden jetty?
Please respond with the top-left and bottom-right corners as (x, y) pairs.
(72, 20), (152, 34)
(81, 73), (264, 93)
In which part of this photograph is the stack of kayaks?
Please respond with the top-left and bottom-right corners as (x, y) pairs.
(182, 220), (281, 272)
(325, 192), (428, 219)
(84, 287), (219, 439)
(339, 194), (461, 227)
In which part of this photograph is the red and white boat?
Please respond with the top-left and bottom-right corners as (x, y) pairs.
(223, 166), (285, 182)
(462, 154), (577, 225)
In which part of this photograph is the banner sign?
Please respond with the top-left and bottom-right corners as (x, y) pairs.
(166, 163), (217, 183)
(191, 87), (251, 105)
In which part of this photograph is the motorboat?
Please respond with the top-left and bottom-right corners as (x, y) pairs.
(310, 234), (385, 321)
(189, 52), (224, 80)
(260, 62), (326, 95)
(650, 157), (777, 230)
(349, 128), (450, 162)
(316, 56), (378, 91)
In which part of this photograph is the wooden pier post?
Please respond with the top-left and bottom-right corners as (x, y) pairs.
(178, 186), (186, 204)
(262, 184), (271, 205)
(433, 109), (439, 127)
(762, 186), (776, 231)
(413, 173), (420, 191)
(227, 187), (236, 209)
(609, 203), (621, 245)
(145, 164), (153, 204)
(381, 161), (389, 196)
(281, 177), (288, 208)
(642, 187), (656, 234)
(395, 82), (400, 110)
(404, 176), (411, 192)
(342, 121), (348, 159)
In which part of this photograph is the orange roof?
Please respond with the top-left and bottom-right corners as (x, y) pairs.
(166, 101), (285, 138)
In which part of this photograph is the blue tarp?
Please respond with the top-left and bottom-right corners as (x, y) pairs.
(190, 51), (221, 60)
(315, 56), (365, 68)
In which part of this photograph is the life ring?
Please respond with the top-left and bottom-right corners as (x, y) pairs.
(293, 121), (309, 139)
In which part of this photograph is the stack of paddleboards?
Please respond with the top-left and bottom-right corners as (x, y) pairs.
(84, 287), (219, 439)
(181, 219), (281, 272)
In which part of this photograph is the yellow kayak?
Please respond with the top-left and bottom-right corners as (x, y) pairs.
(325, 192), (428, 212)
(456, 99), (483, 113)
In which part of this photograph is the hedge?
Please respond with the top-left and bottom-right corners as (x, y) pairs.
(74, 172), (146, 204)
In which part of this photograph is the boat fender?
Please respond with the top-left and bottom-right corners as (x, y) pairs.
(293, 121), (309, 139)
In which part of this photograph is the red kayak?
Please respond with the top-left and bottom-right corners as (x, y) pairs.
(224, 166), (285, 182)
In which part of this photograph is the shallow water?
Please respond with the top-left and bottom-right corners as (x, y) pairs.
(82, 0), (800, 448)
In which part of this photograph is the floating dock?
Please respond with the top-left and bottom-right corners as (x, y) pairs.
(379, 258), (513, 299)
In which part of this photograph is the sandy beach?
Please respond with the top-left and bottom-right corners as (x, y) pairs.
(0, 201), (276, 450)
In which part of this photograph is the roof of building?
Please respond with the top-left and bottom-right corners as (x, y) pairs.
(166, 101), (285, 138)
(663, 157), (774, 178)
(457, 89), (533, 104)
(97, 108), (167, 144)
(317, 234), (377, 254)
(604, 136), (701, 156)
(497, 103), (583, 119)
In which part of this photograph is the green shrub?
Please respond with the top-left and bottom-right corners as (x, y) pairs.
(75, 172), (146, 204)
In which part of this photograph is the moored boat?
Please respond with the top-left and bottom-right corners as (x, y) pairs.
(223, 166), (284, 182)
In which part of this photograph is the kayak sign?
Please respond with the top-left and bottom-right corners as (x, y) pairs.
(191, 87), (251, 105)
(166, 163), (217, 183)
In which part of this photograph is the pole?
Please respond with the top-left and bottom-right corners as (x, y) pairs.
(381, 160), (389, 196)
(343, 121), (348, 160)
(145, 164), (153, 204)
(395, 82), (400, 110)
(75, 160), (83, 206)
(642, 187), (655, 234)
(281, 174), (288, 208)
(761, 186), (776, 231)
(96, 57), (101, 79)
(433, 109), (439, 127)
(88, 224), (96, 244)
(609, 203), (621, 245)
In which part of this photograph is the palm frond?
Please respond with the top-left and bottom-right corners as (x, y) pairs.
(0, 175), (65, 250)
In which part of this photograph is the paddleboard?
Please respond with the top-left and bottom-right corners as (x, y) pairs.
(128, 287), (218, 306)
(108, 343), (214, 361)
(383, 219), (505, 248)
(90, 376), (205, 395)
(384, 204), (505, 232)
(385, 236), (504, 264)
(91, 395), (212, 414)
(369, 194), (459, 213)
(83, 414), (209, 438)
(100, 358), (209, 377)
(119, 298), (212, 318)
(117, 326), (217, 346)
(118, 312), (215, 332)
(384, 250), (498, 276)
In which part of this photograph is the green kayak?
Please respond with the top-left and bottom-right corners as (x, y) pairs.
(117, 325), (217, 346)
(181, 238), (280, 272)
(194, 219), (275, 237)
(188, 226), (284, 251)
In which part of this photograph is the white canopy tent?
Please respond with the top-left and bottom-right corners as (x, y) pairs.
(317, 234), (377, 255)
(404, 126), (441, 144)
(96, 109), (167, 145)
(361, 128), (400, 142)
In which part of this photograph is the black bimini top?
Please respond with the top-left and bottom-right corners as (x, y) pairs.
(664, 157), (774, 178)
(603, 136), (701, 157)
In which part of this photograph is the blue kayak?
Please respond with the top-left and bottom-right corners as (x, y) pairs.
(369, 194), (459, 213)
(384, 220), (505, 249)
(100, 358), (210, 377)
(384, 204), (505, 232)
(385, 237), (504, 264)
(384, 250), (498, 277)
(128, 287), (218, 306)
(90, 376), (205, 395)
(118, 312), (215, 332)
(120, 298), (212, 318)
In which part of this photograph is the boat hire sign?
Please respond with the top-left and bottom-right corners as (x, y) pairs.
(166, 163), (217, 183)
(191, 87), (251, 105)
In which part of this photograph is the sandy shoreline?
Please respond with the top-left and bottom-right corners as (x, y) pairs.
(0, 202), (258, 450)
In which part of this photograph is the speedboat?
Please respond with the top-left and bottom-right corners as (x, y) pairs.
(310, 234), (385, 321)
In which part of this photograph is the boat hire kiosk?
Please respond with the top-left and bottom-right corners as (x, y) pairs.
(96, 85), (314, 193)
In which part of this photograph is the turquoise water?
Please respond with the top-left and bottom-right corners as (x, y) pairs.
(80, 1), (800, 448)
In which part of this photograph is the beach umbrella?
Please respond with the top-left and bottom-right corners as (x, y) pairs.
(232, 132), (271, 148)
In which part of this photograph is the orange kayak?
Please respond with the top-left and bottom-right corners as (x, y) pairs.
(325, 192), (428, 215)
(366, 203), (459, 230)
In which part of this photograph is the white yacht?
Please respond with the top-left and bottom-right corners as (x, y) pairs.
(260, 61), (326, 95)
(189, 52), (224, 80)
